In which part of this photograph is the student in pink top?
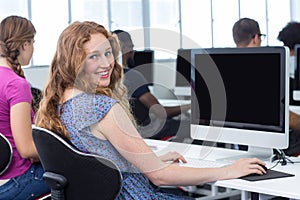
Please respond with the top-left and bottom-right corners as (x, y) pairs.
(0, 15), (50, 199)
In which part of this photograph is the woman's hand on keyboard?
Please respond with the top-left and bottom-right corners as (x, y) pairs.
(225, 158), (266, 178)
(159, 151), (187, 164)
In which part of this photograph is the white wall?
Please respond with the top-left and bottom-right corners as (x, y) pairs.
(291, 0), (300, 21)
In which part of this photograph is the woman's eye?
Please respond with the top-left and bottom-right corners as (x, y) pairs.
(105, 51), (112, 57)
(90, 54), (99, 60)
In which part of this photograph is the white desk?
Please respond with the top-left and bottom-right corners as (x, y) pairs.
(145, 139), (300, 200)
(173, 86), (191, 96)
(290, 105), (300, 115)
(158, 99), (191, 107)
(293, 90), (300, 101)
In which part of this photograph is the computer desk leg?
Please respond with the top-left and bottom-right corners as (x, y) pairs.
(258, 193), (277, 200)
(241, 190), (249, 200)
(250, 192), (275, 200)
(211, 185), (218, 196)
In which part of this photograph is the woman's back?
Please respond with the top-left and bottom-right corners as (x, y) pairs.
(59, 93), (191, 199)
(0, 66), (33, 179)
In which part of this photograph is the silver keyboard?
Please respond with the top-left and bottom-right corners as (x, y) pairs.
(179, 158), (230, 168)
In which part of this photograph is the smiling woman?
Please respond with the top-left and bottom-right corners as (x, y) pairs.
(83, 33), (115, 88)
(34, 20), (267, 200)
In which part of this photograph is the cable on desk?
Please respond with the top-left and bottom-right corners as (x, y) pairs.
(270, 149), (294, 169)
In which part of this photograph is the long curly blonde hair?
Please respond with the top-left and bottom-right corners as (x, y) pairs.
(35, 21), (135, 139)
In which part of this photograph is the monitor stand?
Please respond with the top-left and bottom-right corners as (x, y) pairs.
(217, 146), (274, 162)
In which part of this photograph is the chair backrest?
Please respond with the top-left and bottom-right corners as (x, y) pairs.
(0, 133), (12, 176)
(32, 126), (123, 200)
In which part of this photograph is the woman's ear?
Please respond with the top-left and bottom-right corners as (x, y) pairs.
(21, 41), (29, 51)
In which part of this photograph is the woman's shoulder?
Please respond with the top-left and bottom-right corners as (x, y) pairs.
(60, 93), (118, 130)
(0, 69), (31, 98)
(0, 67), (28, 85)
(62, 93), (117, 117)
(74, 93), (117, 105)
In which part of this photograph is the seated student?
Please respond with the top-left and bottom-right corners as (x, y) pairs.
(277, 21), (300, 107)
(278, 21), (300, 156)
(232, 17), (265, 48)
(35, 21), (266, 200)
(0, 15), (50, 199)
(112, 29), (191, 141)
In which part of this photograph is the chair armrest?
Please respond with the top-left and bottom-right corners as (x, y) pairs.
(43, 172), (68, 200)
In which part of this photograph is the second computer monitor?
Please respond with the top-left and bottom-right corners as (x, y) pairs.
(292, 44), (300, 104)
(294, 44), (300, 89)
(175, 48), (192, 87)
(288, 44), (300, 105)
(129, 50), (154, 85)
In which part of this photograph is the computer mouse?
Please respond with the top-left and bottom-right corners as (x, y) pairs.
(244, 164), (268, 177)
(258, 163), (268, 173)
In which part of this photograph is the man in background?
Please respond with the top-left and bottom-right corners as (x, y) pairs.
(278, 21), (300, 107)
(112, 29), (191, 141)
(232, 17), (265, 48)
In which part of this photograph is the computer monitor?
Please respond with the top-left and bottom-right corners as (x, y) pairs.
(289, 44), (300, 105)
(190, 47), (290, 160)
(129, 50), (154, 85)
(293, 44), (300, 93)
(175, 48), (191, 87)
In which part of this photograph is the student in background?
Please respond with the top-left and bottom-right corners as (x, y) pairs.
(278, 21), (300, 156)
(35, 21), (267, 200)
(0, 15), (50, 199)
(112, 29), (191, 141)
(277, 21), (300, 107)
(232, 17), (265, 48)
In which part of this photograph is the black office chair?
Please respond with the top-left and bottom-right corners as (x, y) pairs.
(0, 132), (12, 176)
(32, 126), (123, 200)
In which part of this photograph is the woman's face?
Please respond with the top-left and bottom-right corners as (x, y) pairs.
(83, 33), (115, 87)
(18, 39), (34, 66)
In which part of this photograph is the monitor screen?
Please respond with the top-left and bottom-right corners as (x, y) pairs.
(294, 45), (300, 91)
(175, 49), (191, 87)
(190, 47), (289, 160)
(289, 44), (300, 105)
(129, 50), (154, 85)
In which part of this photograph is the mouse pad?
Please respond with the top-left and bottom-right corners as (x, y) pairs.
(240, 169), (295, 181)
